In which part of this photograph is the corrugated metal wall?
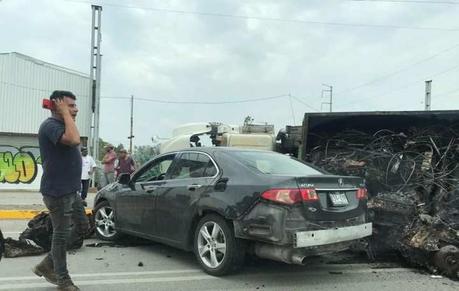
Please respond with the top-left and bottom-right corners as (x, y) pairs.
(0, 52), (91, 137)
(0, 135), (38, 147)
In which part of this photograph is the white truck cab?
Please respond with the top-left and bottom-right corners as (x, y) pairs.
(159, 122), (276, 153)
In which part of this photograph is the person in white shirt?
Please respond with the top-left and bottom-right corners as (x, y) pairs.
(80, 147), (96, 206)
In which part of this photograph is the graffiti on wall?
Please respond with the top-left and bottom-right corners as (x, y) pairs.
(0, 146), (41, 184)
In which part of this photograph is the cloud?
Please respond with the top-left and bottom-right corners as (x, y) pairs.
(1, 0), (458, 147)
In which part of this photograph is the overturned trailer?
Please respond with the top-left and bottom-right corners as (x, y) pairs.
(278, 110), (459, 278)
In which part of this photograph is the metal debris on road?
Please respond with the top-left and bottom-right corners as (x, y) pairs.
(308, 126), (459, 279)
(3, 237), (45, 258)
(3, 211), (94, 258)
(19, 211), (93, 251)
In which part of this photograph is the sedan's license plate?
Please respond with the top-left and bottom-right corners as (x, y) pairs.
(329, 193), (348, 206)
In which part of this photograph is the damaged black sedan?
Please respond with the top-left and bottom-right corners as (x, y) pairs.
(93, 148), (372, 275)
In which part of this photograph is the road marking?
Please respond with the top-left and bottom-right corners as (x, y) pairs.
(0, 267), (421, 290)
(0, 269), (202, 282)
(0, 274), (216, 290)
(0, 209), (92, 219)
(0, 266), (414, 284)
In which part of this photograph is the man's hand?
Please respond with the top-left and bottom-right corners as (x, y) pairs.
(54, 99), (71, 118)
(56, 97), (80, 146)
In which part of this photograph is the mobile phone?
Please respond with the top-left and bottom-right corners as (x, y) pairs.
(42, 99), (55, 110)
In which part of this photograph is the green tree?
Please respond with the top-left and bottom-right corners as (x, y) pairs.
(98, 138), (110, 161)
(133, 145), (159, 166)
(96, 139), (124, 161)
(115, 143), (125, 153)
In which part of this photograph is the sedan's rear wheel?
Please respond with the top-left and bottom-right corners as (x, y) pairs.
(194, 214), (245, 276)
(94, 201), (119, 241)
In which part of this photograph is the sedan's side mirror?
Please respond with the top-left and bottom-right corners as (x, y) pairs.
(214, 177), (229, 192)
(118, 173), (131, 185)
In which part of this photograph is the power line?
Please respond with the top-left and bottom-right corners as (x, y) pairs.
(101, 94), (290, 104)
(104, 93), (322, 111)
(288, 94), (297, 125)
(290, 95), (320, 112)
(64, 0), (459, 31)
(335, 42), (459, 95)
(0, 80), (89, 97)
(340, 63), (459, 106)
(0, 79), (320, 109)
(350, 0), (459, 4)
(103, 93), (321, 110)
(0, 80), (50, 93)
(374, 63), (459, 96)
(436, 86), (459, 98)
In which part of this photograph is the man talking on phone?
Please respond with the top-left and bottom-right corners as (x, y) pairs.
(33, 91), (88, 291)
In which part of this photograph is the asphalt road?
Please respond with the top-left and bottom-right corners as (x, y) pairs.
(0, 220), (458, 291)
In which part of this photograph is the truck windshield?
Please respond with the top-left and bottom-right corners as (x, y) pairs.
(227, 151), (323, 176)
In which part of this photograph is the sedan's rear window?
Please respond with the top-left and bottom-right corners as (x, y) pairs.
(228, 151), (322, 176)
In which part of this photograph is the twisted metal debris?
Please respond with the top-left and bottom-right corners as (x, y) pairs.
(307, 126), (459, 278)
(309, 127), (459, 197)
(0, 212), (95, 259)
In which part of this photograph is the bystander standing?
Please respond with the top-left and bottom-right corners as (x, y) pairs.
(115, 148), (136, 178)
(80, 147), (96, 206)
(101, 144), (116, 186)
(34, 90), (88, 291)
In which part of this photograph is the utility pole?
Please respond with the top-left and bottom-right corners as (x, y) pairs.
(321, 84), (333, 112)
(128, 95), (135, 153)
(89, 5), (103, 161)
(425, 80), (432, 111)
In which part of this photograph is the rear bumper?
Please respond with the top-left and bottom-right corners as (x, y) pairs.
(294, 223), (372, 248)
(234, 202), (368, 245)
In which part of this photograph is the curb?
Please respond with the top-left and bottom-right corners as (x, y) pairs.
(0, 209), (93, 220)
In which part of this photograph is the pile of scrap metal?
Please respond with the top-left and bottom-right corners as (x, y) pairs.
(307, 127), (459, 278)
(2, 211), (95, 258)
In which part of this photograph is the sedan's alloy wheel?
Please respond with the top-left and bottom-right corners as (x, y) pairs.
(197, 221), (227, 268)
(95, 205), (116, 238)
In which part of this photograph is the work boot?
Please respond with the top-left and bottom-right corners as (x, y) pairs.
(32, 256), (58, 285)
(57, 278), (80, 291)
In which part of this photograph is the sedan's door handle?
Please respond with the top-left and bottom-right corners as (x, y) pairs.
(143, 185), (157, 193)
(187, 184), (202, 191)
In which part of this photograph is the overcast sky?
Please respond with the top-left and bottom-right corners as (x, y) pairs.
(1, 0), (458, 146)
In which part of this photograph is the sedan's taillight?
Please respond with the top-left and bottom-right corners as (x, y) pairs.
(356, 188), (368, 200)
(261, 188), (318, 205)
(261, 189), (301, 204)
(300, 188), (319, 202)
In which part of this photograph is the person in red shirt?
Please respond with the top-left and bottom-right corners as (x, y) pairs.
(115, 148), (136, 178)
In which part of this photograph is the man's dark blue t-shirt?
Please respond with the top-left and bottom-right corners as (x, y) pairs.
(38, 117), (82, 197)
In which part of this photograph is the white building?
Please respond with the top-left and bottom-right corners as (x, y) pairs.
(0, 52), (91, 190)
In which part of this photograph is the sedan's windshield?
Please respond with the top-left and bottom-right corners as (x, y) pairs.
(228, 151), (322, 176)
